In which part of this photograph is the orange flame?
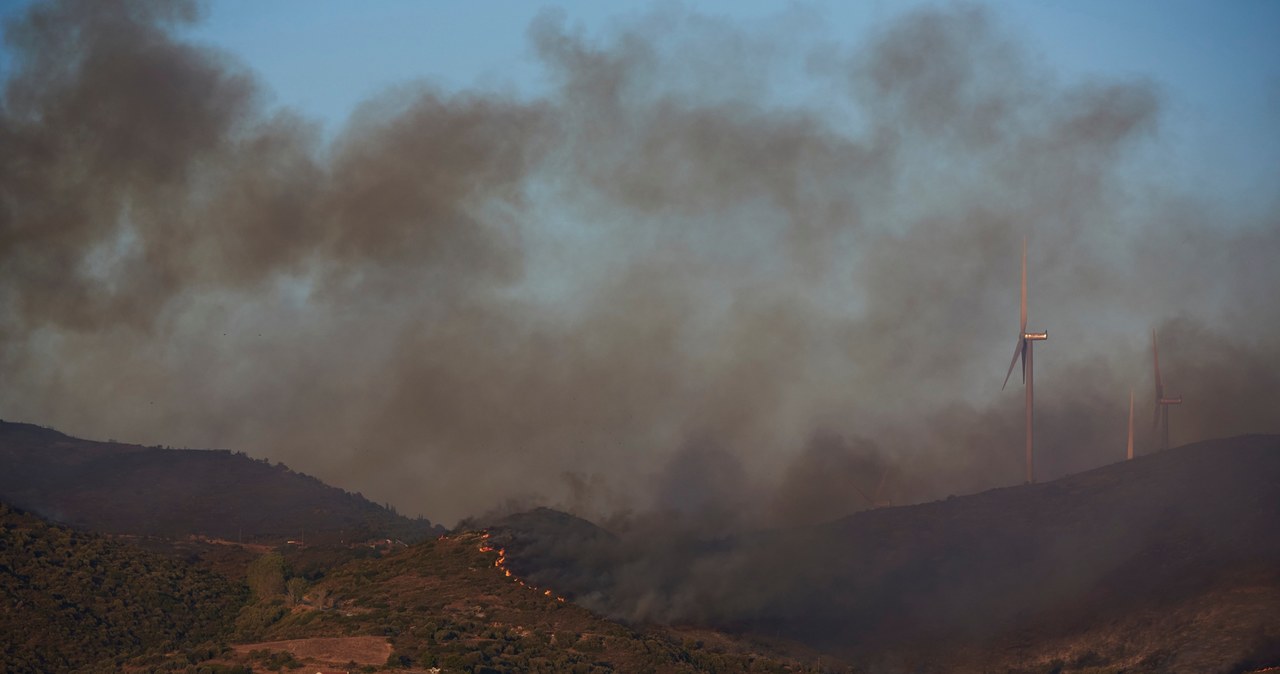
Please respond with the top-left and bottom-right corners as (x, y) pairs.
(477, 538), (569, 604)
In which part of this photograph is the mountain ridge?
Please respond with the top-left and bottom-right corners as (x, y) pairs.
(0, 419), (443, 544)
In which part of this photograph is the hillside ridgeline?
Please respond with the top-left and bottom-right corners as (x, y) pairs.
(487, 435), (1280, 673)
(0, 419), (441, 544)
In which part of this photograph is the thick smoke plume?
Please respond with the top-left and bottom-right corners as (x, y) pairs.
(2, 0), (1277, 527)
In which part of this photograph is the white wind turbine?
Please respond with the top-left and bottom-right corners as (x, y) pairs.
(1002, 237), (1048, 484)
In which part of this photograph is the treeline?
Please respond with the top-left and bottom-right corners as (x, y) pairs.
(0, 501), (247, 672)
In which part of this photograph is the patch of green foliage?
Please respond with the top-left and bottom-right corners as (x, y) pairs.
(247, 552), (288, 599)
(0, 501), (247, 672)
(248, 648), (304, 671)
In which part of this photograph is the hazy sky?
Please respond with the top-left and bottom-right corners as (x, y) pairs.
(1, 1), (1277, 526)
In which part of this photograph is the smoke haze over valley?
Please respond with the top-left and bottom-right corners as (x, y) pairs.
(2, 0), (1278, 527)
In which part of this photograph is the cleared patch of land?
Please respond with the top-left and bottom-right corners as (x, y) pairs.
(232, 636), (391, 665)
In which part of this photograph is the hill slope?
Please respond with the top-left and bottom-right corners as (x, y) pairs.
(487, 435), (1280, 673)
(218, 531), (821, 672)
(0, 501), (245, 672)
(0, 419), (442, 543)
(2, 499), (820, 673)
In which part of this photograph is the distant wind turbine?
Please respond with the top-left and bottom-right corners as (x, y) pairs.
(1127, 388), (1135, 461)
(851, 466), (894, 509)
(871, 467), (893, 508)
(1151, 329), (1183, 452)
(1002, 237), (1048, 484)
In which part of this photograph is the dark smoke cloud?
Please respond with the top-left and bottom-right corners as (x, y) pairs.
(1, 0), (1277, 528)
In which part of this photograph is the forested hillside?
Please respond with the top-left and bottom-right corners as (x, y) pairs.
(0, 501), (246, 672)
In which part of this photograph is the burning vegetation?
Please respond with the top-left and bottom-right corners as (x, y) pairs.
(478, 531), (567, 603)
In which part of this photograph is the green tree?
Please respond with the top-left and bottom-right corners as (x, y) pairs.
(286, 577), (308, 606)
(247, 552), (287, 599)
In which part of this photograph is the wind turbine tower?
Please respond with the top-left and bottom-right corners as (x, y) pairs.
(1003, 237), (1048, 484)
(1151, 329), (1183, 452)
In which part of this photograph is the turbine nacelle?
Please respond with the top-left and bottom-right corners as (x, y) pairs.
(1159, 396), (1183, 405)
(1022, 331), (1048, 341)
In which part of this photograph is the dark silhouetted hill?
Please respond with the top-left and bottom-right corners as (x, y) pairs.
(488, 435), (1280, 673)
(0, 419), (442, 544)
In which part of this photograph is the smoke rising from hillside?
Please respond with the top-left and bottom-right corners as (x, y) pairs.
(1, 0), (1278, 526)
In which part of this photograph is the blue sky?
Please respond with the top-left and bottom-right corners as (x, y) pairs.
(163, 0), (1279, 211)
(3, 0), (1277, 211)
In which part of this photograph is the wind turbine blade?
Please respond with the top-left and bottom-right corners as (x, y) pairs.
(1020, 236), (1028, 332)
(874, 466), (890, 501)
(850, 481), (874, 507)
(1002, 338), (1023, 390)
(1018, 342), (1029, 386)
